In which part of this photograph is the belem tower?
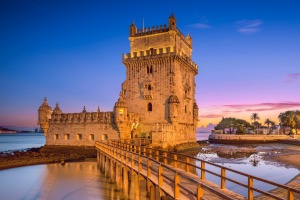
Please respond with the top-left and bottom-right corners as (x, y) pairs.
(38, 14), (199, 148)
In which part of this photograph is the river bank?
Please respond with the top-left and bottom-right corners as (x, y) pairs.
(0, 145), (96, 170)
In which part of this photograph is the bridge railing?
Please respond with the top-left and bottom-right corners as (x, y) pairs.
(98, 140), (300, 200)
(96, 141), (240, 200)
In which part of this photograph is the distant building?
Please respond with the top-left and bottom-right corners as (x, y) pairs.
(38, 14), (199, 148)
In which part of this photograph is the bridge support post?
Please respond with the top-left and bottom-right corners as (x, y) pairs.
(123, 167), (129, 198)
(132, 172), (140, 200)
(110, 160), (115, 183)
(105, 157), (110, 178)
(115, 164), (122, 191)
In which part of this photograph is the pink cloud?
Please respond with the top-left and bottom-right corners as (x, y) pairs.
(223, 102), (300, 112)
(286, 73), (300, 83)
(199, 114), (223, 118)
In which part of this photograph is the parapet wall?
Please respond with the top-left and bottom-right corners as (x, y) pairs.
(209, 134), (297, 144)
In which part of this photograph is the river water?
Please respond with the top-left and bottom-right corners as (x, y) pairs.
(0, 132), (299, 199)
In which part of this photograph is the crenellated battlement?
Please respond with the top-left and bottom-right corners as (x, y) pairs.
(131, 24), (169, 37)
(50, 111), (114, 124)
(122, 49), (198, 72)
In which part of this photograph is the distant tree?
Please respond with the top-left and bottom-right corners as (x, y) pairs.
(250, 113), (260, 134)
(215, 117), (252, 134)
(264, 118), (275, 134)
(278, 110), (300, 134)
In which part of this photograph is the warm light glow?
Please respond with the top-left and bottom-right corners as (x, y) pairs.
(119, 109), (124, 115)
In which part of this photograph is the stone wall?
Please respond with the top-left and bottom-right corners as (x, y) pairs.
(46, 122), (119, 146)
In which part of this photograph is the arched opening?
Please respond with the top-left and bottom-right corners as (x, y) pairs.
(149, 65), (153, 73)
(148, 85), (152, 90)
(147, 103), (152, 112)
(185, 105), (187, 113)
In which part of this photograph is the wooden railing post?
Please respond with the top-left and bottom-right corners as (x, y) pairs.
(134, 146), (137, 153)
(186, 157), (190, 172)
(158, 164), (163, 187)
(138, 156), (142, 172)
(143, 147), (146, 156)
(201, 161), (205, 180)
(156, 150), (159, 161)
(248, 177), (253, 200)
(221, 167), (226, 189)
(149, 149), (152, 158)
(288, 188), (294, 200)
(138, 146), (141, 155)
(163, 152), (167, 164)
(126, 152), (129, 165)
(147, 159), (151, 178)
(174, 154), (178, 168)
(174, 173), (180, 199)
(197, 184), (203, 200)
(131, 154), (135, 168)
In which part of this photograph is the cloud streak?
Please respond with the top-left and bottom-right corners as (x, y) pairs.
(235, 19), (263, 34)
(286, 73), (300, 83)
(223, 102), (300, 112)
(186, 23), (211, 29)
(199, 114), (223, 118)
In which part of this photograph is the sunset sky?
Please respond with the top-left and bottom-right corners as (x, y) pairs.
(1, 0), (300, 128)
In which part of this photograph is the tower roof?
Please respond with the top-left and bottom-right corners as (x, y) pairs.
(52, 102), (62, 114)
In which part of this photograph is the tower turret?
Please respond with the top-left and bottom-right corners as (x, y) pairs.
(114, 93), (129, 139)
(168, 94), (180, 123)
(168, 13), (177, 30)
(52, 102), (62, 114)
(193, 101), (199, 129)
(130, 21), (137, 36)
(37, 97), (52, 136)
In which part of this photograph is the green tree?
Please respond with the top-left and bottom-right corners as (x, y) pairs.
(264, 118), (275, 134)
(215, 117), (252, 134)
(250, 113), (260, 134)
(278, 110), (300, 134)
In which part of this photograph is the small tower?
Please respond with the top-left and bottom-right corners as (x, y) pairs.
(37, 97), (52, 136)
(114, 93), (129, 139)
(168, 13), (177, 30)
(193, 102), (199, 129)
(52, 102), (62, 114)
(168, 94), (180, 124)
(130, 21), (137, 36)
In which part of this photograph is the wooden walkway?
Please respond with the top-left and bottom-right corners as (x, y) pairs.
(95, 141), (300, 200)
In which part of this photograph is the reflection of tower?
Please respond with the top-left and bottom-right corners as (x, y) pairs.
(37, 97), (52, 136)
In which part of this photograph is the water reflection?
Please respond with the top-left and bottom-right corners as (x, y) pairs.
(0, 162), (148, 200)
(196, 152), (300, 197)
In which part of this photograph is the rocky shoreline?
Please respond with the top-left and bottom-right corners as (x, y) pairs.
(0, 145), (96, 170)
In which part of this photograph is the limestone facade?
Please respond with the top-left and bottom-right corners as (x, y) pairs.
(38, 14), (199, 148)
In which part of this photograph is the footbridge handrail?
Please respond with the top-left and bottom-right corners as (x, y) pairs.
(96, 140), (300, 200)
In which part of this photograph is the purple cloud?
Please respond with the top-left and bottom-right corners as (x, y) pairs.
(223, 102), (300, 112)
(187, 23), (211, 29)
(235, 19), (263, 34)
(286, 73), (300, 83)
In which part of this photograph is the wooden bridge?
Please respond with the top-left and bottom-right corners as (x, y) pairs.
(95, 140), (300, 200)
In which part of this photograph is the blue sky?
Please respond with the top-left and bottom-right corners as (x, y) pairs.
(1, 0), (300, 127)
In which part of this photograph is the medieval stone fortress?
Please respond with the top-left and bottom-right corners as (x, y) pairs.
(38, 14), (199, 148)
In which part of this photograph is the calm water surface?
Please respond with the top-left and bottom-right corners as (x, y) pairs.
(0, 133), (45, 152)
(0, 161), (148, 200)
(1, 132), (299, 198)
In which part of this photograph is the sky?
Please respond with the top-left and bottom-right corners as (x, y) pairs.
(1, 0), (300, 128)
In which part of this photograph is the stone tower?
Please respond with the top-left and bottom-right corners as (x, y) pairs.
(37, 97), (52, 136)
(122, 14), (199, 147)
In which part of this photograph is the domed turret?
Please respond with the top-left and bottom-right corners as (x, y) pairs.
(52, 102), (62, 114)
(168, 94), (179, 123)
(114, 93), (129, 139)
(130, 21), (137, 36)
(193, 101), (199, 129)
(37, 97), (53, 136)
(168, 13), (177, 30)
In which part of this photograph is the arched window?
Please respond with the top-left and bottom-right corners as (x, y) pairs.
(185, 105), (187, 113)
(148, 85), (152, 91)
(147, 103), (152, 112)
